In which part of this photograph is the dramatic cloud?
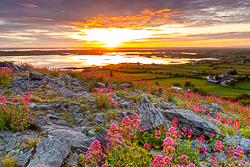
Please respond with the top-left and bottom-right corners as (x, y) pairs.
(0, 0), (250, 47)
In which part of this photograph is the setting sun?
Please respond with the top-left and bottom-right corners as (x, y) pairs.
(70, 28), (150, 47)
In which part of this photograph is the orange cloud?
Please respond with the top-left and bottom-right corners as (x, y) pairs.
(22, 17), (54, 21)
(73, 8), (182, 28)
(18, 3), (38, 8)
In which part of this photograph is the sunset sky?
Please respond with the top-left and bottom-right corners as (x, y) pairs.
(0, 0), (250, 48)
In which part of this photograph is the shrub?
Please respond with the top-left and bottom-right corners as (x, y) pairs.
(0, 93), (34, 132)
(0, 155), (18, 167)
(172, 82), (182, 87)
(66, 71), (79, 78)
(49, 71), (60, 77)
(0, 67), (14, 86)
(229, 80), (236, 86)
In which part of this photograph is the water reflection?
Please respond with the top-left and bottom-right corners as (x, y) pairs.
(0, 53), (213, 68)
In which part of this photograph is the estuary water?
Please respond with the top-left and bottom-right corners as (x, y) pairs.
(0, 52), (214, 69)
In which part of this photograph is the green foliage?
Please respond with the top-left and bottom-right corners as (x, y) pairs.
(0, 155), (18, 167)
(117, 89), (128, 99)
(184, 81), (192, 88)
(0, 96), (34, 132)
(49, 71), (60, 77)
(105, 142), (152, 167)
(229, 80), (236, 86)
(198, 87), (208, 93)
(172, 82), (182, 87)
(4, 89), (13, 96)
(0, 67), (14, 86)
(66, 71), (79, 78)
(240, 126), (250, 138)
(138, 127), (165, 150)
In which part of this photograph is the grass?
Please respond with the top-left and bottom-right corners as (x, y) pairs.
(150, 78), (250, 95)
(23, 135), (42, 149)
(235, 81), (250, 89)
(0, 155), (18, 167)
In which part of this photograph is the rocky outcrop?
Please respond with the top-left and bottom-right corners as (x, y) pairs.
(27, 137), (71, 167)
(162, 109), (220, 138)
(96, 127), (109, 147)
(137, 94), (171, 130)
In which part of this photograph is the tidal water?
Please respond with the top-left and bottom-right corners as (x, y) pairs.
(0, 52), (214, 69)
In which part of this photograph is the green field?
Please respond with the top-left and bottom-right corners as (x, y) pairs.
(149, 78), (250, 95)
(236, 81), (250, 89)
(101, 62), (250, 95)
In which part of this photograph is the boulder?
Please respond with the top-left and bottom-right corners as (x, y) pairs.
(27, 137), (71, 167)
(66, 153), (79, 167)
(96, 127), (109, 147)
(162, 109), (220, 138)
(17, 148), (34, 166)
(29, 72), (44, 80)
(238, 138), (250, 154)
(96, 82), (106, 88)
(137, 95), (170, 131)
(58, 87), (75, 98)
(5, 137), (17, 152)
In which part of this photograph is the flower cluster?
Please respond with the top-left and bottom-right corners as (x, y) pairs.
(85, 140), (105, 164)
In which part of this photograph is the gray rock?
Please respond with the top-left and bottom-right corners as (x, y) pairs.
(160, 102), (177, 110)
(28, 137), (71, 167)
(96, 82), (106, 88)
(5, 137), (17, 152)
(238, 138), (250, 154)
(93, 113), (104, 123)
(17, 148), (34, 167)
(48, 128), (87, 148)
(68, 106), (80, 114)
(0, 130), (13, 139)
(38, 105), (50, 110)
(66, 153), (79, 167)
(207, 103), (224, 117)
(29, 72), (44, 80)
(88, 129), (96, 136)
(137, 94), (170, 131)
(162, 109), (220, 139)
(96, 127), (109, 147)
(47, 114), (58, 119)
(28, 103), (36, 109)
(51, 101), (62, 108)
(55, 97), (66, 101)
(120, 83), (131, 89)
(58, 87), (75, 98)
(7, 149), (20, 156)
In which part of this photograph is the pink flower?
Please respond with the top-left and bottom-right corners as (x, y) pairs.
(187, 163), (196, 167)
(179, 155), (188, 165)
(86, 140), (105, 164)
(143, 143), (150, 150)
(24, 92), (30, 98)
(151, 156), (166, 167)
(182, 127), (187, 132)
(164, 156), (172, 165)
(211, 156), (217, 162)
(132, 114), (139, 120)
(198, 135), (204, 142)
(200, 146), (207, 152)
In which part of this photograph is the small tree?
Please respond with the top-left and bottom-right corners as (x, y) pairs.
(184, 81), (192, 88)
(229, 80), (236, 86)
(172, 82), (182, 87)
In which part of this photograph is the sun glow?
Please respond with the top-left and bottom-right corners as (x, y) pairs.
(70, 28), (150, 47)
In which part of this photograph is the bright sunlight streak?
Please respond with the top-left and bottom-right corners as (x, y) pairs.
(70, 28), (150, 47)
